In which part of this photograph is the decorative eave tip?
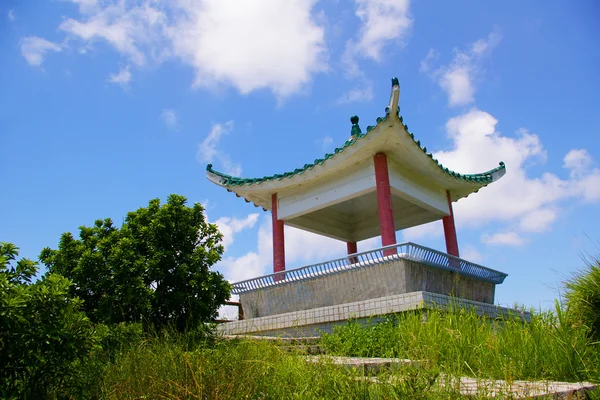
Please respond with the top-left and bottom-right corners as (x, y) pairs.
(389, 77), (400, 120)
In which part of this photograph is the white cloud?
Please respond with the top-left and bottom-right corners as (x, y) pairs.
(20, 37), (62, 67)
(167, 0), (327, 97)
(70, 0), (100, 14)
(51, 0), (327, 97)
(59, 1), (167, 66)
(214, 214), (260, 252)
(519, 208), (557, 233)
(564, 149), (593, 178)
(335, 83), (374, 104)
(7, 9), (15, 21)
(107, 65), (131, 86)
(572, 169), (600, 202)
(461, 245), (484, 264)
(160, 109), (178, 130)
(439, 63), (474, 107)
(422, 28), (501, 107)
(198, 121), (242, 176)
(432, 108), (600, 243)
(343, 0), (412, 75)
(316, 136), (334, 152)
(482, 232), (526, 246)
(401, 221), (442, 241)
(419, 48), (438, 73)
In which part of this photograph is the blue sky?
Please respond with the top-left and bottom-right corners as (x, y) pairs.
(2, 0), (599, 310)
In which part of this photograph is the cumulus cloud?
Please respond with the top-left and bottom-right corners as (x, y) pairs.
(167, 0), (327, 97)
(343, 0), (412, 76)
(198, 121), (241, 176)
(482, 232), (526, 246)
(20, 37), (62, 67)
(432, 108), (600, 244)
(107, 65), (131, 86)
(160, 109), (178, 130)
(214, 214), (260, 252)
(422, 28), (501, 107)
(40, 0), (326, 97)
(564, 149), (594, 178)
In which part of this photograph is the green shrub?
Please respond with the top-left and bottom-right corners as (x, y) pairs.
(0, 242), (102, 399)
(565, 256), (600, 341)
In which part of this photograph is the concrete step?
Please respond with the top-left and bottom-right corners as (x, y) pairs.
(306, 356), (599, 398)
(279, 345), (325, 355)
(222, 334), (320, 346)
(306, 355), (422, 374)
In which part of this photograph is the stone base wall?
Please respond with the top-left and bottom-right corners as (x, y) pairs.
(240, 259), (495, 319)
(220, 291), (529, 338)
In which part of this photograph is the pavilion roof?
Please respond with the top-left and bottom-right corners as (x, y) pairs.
(206, 77), (506, 211)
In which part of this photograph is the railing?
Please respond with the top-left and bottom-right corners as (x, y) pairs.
(231, 242), (507, 294)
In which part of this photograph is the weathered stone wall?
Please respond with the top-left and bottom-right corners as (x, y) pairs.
(404, 261), (495, 304)
(240, 259), (496, 318)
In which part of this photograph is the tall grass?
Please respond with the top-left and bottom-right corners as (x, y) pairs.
(320, 303), (600, 383)
(96, 305), (600, 399)
(99, 338), (473, 399)
(566, 256), (600, 341)
(43, 305), (600, 398)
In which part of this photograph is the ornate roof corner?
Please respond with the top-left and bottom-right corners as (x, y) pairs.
(491, 162), (506, 182)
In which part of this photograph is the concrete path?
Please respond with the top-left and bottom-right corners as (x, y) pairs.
(306, 355), (598, 399)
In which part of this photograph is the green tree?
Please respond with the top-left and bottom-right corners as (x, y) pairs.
(0, 242), (99, 399)
(40, 194), (230, 332)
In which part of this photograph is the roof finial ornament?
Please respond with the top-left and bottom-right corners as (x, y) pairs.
(389, 77), (400, 121)
(350, 115), (362, 139)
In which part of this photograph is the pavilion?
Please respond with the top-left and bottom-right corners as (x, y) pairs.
(206, 78), (520, 336)
(207, 77), (505, 273)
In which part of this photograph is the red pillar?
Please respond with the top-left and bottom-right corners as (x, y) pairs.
(271, 193), (285, 278)
(442, 190), (460, 257)
(347, 241), (358, 264)
(374, 153), (397, 255)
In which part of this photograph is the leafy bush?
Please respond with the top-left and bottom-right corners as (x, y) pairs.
(0, 242), (101, 399)
(40, 194), (231, 332)
(565, 256), (600, 341)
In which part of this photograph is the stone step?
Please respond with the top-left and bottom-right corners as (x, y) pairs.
(222, 334), (320, 346)
(305, 355), (422, 374)
(279, 345), (325, 355)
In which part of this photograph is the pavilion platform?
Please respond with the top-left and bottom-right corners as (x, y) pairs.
(218, 243), (530, 338)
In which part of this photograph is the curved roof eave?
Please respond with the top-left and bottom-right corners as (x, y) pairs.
(205, 78), (506, 207)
